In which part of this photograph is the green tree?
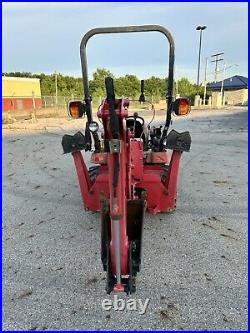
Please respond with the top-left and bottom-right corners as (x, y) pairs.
(3, 70), (204, 102)
(144, 76), (166, 101)
(176, 77), (203, 103)
(89, 68), (114, 97)
(177, 77), (195, 96)
(115, 75), (140, 98)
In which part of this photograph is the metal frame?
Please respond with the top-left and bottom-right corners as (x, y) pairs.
(61, 26), (192, 294)
(80, 25), (175, 122)
(68, 88), (186, 293)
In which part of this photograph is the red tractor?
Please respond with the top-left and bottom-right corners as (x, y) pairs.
(62, 25), (191, 294)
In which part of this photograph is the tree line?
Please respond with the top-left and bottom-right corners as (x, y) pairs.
(3, 68), (204, 102)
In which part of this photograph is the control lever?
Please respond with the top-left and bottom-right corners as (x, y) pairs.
(139, 80), (146, 103)
(105, 77), (119, 140)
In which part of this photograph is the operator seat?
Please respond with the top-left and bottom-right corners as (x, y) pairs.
(126, 118), (144, 138)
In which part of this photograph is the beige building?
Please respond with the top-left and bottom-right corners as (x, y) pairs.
(207, 75), (248, 107)
(2, 76), (42, 111)
(223, 88), (248, 105)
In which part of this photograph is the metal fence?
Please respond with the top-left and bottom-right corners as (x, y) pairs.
(41, 95), (163, 110)
(42, 96), (105, 109)
(42, 96), (71, 108)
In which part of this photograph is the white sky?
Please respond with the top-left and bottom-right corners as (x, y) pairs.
(2, 2), (248, 82)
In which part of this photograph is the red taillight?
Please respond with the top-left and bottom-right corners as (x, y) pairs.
(68, 100), (84, 118)
(173, 98), (190, 116)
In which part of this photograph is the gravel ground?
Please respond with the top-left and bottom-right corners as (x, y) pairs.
(2, 107), (248, 330)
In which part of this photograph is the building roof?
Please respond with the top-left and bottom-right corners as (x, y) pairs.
(207, 75), (248, 91)
(2, 76), (40, 82)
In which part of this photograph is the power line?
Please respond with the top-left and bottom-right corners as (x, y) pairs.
(211, 53), (224, 82)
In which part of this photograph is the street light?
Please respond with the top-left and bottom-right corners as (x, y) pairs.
(196, 25), (207, 87)
(220, 63), (239, 106)
(203, 57), (208, 105)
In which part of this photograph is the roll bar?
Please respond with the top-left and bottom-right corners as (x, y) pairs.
(80, 25), (175, 122)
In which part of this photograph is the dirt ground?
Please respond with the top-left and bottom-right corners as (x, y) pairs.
(2, 106), (248, 330)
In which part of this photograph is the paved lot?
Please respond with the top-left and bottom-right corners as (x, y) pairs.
(2, 107), (248, 330)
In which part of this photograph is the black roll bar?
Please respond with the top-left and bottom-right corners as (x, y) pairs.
(80, 25), (175, 122)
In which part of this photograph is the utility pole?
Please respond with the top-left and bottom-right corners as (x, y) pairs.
(219, 63), (238, 106)
(220, 63), (226, 106)
(211, 53), (224, 82)
(55, 71), (58, 106)
(196, 25), (207, 87)
(31, 91), (37, 121)
(32, 91), (36, 109)
(203, 57), (208, 105)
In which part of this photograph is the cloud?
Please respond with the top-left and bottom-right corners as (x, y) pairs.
(2, 2), (248, 81)
(3, 2), (99, 11)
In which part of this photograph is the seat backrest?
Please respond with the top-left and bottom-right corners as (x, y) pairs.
(126, 119), (144, 138)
